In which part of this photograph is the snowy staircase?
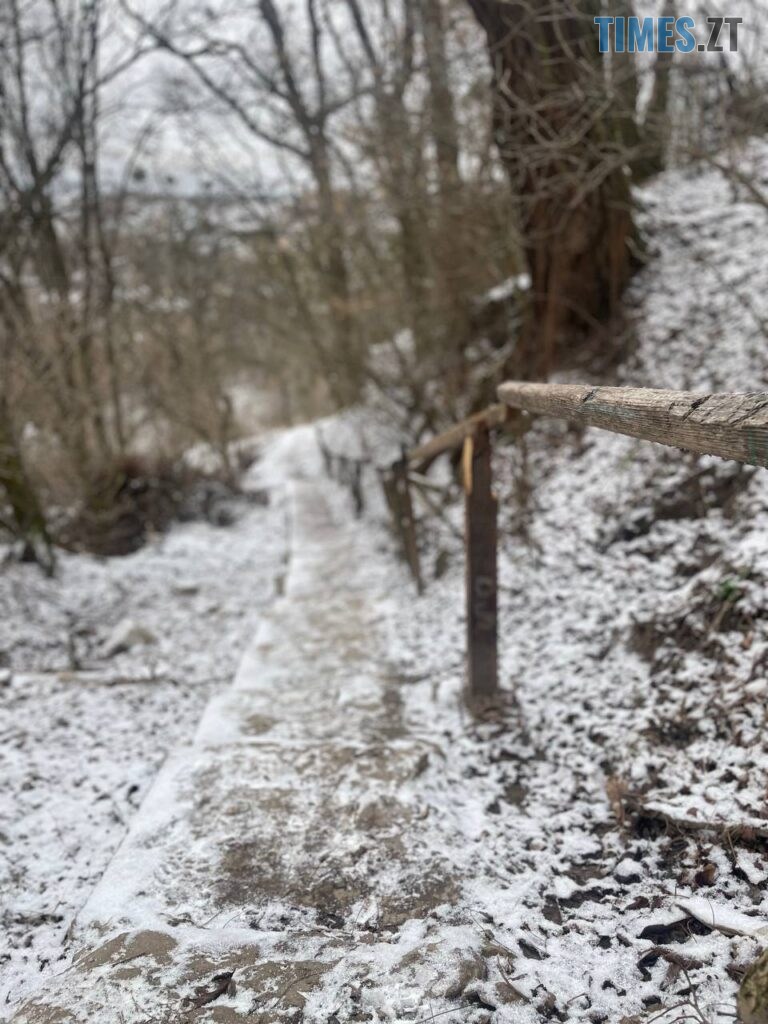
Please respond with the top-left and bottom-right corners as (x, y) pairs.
(11, 459), (479, 1023)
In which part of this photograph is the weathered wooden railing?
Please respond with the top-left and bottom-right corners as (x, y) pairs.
(382, 403), (526, 704)
(385, 383), (768, 709)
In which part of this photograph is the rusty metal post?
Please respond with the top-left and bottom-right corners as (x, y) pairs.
(463, 427), (498, 705)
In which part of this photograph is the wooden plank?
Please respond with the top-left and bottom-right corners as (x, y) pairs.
(464, 428), (498, 706)
(408, 403), (515, 466)
(497, 382), (768, 467)
(406, 471), (449, 494)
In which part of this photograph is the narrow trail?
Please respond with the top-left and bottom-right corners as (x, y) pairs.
(12, 440), (480, 1023)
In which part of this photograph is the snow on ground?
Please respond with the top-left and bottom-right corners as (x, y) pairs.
(369, 145), (768, 1021)
(0, 462), (288, 1011)
(5, 144), (768, 1023)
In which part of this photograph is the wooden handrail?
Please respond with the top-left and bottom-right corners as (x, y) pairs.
(385, 407), (509, 709)
(406, 403), (518, 467)
(383, 380), (768, 712)
(498, 382), (768, 468)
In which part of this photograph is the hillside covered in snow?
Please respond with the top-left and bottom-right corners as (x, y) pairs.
(3, 147), (768, 1024)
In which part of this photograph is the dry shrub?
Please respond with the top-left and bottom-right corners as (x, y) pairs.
(57, 454), (244, 557)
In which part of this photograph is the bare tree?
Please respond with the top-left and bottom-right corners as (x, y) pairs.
(0, 0), (107, 561)
(635, 0), (676, 181)
(126, 0), (363, 402)
(466, 0), (636, 378)
(0, 0), (155, 561)
(338, 0), (433, 359)
(419, 0), (474, 366)
(0, 341), (53, 571)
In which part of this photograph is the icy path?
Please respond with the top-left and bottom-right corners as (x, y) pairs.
(10, 429), (484, 1023)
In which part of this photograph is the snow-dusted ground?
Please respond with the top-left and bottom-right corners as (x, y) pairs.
(4, 145), (768, 1023)
(377, 148), (768, 1020)
(0, 466), (288, 1011)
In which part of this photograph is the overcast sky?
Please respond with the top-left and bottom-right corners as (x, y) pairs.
(61, 0), (768, 200)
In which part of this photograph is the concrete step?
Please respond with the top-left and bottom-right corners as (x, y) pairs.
(11, 480), (480, 1024)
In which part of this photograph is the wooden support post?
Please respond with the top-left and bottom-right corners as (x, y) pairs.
(380, 468), (398, 522)
(350, 460), (364, 518)
(463, 427), (498, 706)
(382, 459), (424, 594)
(316, 429), (333, 476)
(394, 458), (424, 595)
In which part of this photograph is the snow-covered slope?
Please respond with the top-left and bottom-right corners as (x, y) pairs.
(0, 463), (289, 1009)
(4, 146), (768, 1023)
(378, 145), (768, 1021)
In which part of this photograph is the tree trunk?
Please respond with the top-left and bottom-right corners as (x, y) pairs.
(420, 0), (473, 385)
(467, 0), (636, 379)
(379, 95), (432, 363)
(308, 139), (359, 403)
(421, 0), (461, 204)
(636, 0), (676, 180)
(613, 0), (640, 156)
(0, 399), (55, 574)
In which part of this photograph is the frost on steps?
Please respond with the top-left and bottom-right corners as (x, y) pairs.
(10, 480), (482, 1024)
